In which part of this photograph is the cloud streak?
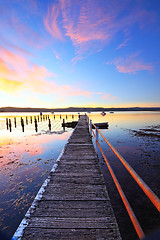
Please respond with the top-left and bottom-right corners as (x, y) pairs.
(44, 4), (64, 40)
(43, 0), (156, 61)
(113, 54), (153, 74)
(0, 46), (92, 98)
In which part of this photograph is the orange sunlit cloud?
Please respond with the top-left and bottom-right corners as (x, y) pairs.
(0, 77), (23, 93)
(103, 94), (111, 99)
(0, 46), (93, 98)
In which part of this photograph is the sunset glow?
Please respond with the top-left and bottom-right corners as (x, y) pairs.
(0, 0), (160, 108)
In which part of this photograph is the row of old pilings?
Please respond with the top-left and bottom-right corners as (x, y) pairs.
(5, 114), (77, 132)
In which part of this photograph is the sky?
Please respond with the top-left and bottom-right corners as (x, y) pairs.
(0, 0), (160, 108)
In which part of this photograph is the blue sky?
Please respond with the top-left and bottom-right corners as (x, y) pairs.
(0, 0), (160, 108)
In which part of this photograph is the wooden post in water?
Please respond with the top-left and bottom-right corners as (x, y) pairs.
(54, 115), (55, 119)
(14, 118), (16, 128)
(6, 118), (9, 130)
(72, 114), (74, 119)
(35, 118), (38, 132)
(48, 119), (51, 131)
(43, 115), (45, 121)
(26, 117), (28, 125)
(21, 118), (24, 132)
(37, 116), (39, 122)
(63, 118), (65, 131)
(66, 114), (67, 119)
(9, 119), (12, 132)
(60, 115), (61, 119)
(46, 115), (47, 120)
(30, 116), (32, 124)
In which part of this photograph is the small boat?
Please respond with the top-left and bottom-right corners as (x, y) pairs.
(62, 121), (78, 128)
(109, 111), (114, 114)
(92, 122), (109, 129)
(101, 111), (106, 116)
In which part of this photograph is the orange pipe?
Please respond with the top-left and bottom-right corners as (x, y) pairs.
(96, 140), (145, 239)
(91, 127), (96, 138)
(92, 123), (160, 212)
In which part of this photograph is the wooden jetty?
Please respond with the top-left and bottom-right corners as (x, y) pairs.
(13, 115), (121, 240)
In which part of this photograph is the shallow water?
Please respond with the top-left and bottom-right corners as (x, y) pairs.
(0, 112), (78, 238)
(0, 111), (160, 239)
(89, 111), (160, 240)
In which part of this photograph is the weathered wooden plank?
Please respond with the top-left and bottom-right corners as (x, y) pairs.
(42, 194), (107, 201)
(28, 217), (118, 229)
(50, 172), (102, 177)
(49, 176), (105, 185)
(32, 200), (111, 210)
(32, 203), (114, 218)
(22, 228), (120, 240)
(45, 183), (105, 189)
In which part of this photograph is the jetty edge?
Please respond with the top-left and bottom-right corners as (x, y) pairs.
(12, 115), (121, 240)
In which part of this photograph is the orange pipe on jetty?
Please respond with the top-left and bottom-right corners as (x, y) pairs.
(92, 123), (160, 213)
(92, 131), (145, 239)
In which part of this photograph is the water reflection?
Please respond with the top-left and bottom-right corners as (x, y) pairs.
(89, 111), (160, 240)
(0, 111), (160, 239)
(0, 113), (74, 238)
(0, 113), (79, 134)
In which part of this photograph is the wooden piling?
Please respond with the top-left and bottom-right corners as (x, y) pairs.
(26, 117), (28, 125)
(35, 119), (38, 132)
(30, 116), (32, 124)
(21, 118), (24, 132)
(9, 119), (12, 132)
(14, 118), (16, 128)
(48, 119), (51, 131)
(6, 118), (9, 130)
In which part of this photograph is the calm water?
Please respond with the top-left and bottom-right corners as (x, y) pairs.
(0, 111), (160, 239)
(89, 111), (160, 240)
(0, 112), (78, 238)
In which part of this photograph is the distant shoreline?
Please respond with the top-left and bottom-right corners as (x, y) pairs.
(0, 107), (160, 113)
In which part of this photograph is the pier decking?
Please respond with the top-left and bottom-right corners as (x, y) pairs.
(13, 115), (121, 240)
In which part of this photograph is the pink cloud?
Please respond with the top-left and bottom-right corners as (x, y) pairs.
(103, 94), (111, 99)
(0, 46), (92, 98)
(53, 50), (61, 60)
(116, 38), (130, 50)
(44, 0), (156, 61)
(102, 93), (118, 101)
(113, 54), (153, 74)
(44, 4), (64, 40)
